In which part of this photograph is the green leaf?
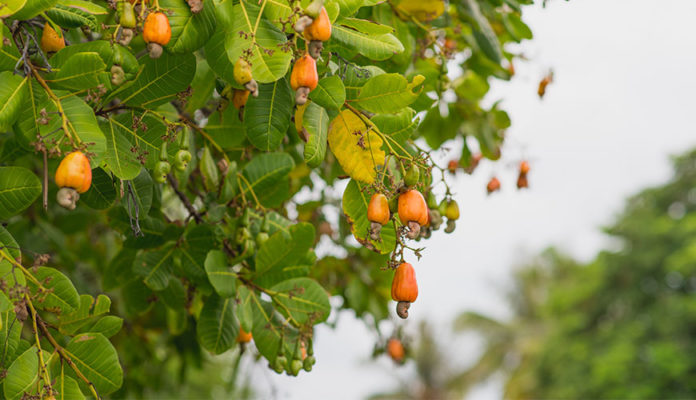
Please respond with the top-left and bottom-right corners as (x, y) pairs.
(0, 72), (28, 131)
(372, 107), (417, 143)
(466, 0), (502, 64)
(270, 277), (330, 326)
(133, 244), (177, 291)
(309, 75), (345, 111)
(129, 168), (154, 216)
(62, 95), (107, 163)
(58, 294), (112, 335)
(109, 52), (196, 108)
(241, 152), (295, 207)
(244, 78), (293, 151)
(339, 17), (394, 35)
(255, 222), (315, 275)
(161, 0), (216, 53)
(48, 52), (107, 91)
(0, 226), (23, 286)
(352, 73), (424, 113)
(85, 316), (123, 338)
(200, 145), (220, 192)
(197, 295), (239, 355)
(204, 106), (246, 150)
(178, 224), (217, 285)
(122, 280), (154, 316)
(103, 249), (136, 290)
(50, 41), (139, 78)
(302, 102), (329, 168)
(0, 25), (20, 70)
(250, 298), (300, 364)
(12, 0), (57, 19)
(110, 112), (167, 171)
(225, 1), (293, 83)
(3, 346), (39, 400)
(27, 267), (80, 313)
(45, 3), (98, 29)
(157, 277), (187, 309)
(0, 0), (27, 18)
(343, 64), (385, 100)
(342, 179), (396, 254)
(55, 374), (85, 400)
(204, 250), (237, 298)
(236, 285), (255, 332)
(185, 59), (216, 114)
(331, 23), (404, 61)
(327, 109), (385, 184)
(334, 0), (380, 17)
(57, 0), (107, 14)
(63, 333), (123, 395)
(0, 311), (22, 372)
(81, 167), (117, 210)
(0, 167), (41, 221)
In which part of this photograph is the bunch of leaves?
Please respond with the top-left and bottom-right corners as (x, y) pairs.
(0, 0), (538, 396)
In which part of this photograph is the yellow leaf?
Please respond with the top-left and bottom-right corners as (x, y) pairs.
(294, 102), (308, 133)
(395, 0), (445, 22)
(328, 109), (385, 184)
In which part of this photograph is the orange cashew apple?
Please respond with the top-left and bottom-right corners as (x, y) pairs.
(398, 189), (428, 239)
(55, 151), (92, 210)
(391, 262), (418, 319)
(386, 338), (405, 363)
(367, 193), (390, 240)
(486, 177), (501, 194)
(236, 328), (253, 343)
(143, 12), (171, 58)
(304, 7), (331, 58)
(40, 24), (65, 53)
(290, 54), (318, 105)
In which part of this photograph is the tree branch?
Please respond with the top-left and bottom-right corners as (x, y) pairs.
(167, 173), (203, 224)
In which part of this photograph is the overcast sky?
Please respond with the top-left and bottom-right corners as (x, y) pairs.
(246, 0), (696, 398)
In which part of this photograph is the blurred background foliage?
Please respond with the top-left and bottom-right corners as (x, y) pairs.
(379, 149), (696, 399)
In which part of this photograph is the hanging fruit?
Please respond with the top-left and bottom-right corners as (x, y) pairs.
(517, 173), (528, 189)
(367, 193), (390, 240)
(391, 262), (418, 319)
(154, 142), (171, 183)
(444, 199), (459, 220)
(55, 151), (92, 210)
(538, 71), (554, 98)
(486, 176), (501, 194)
(236, 328), (252, 343)
(117, 0), (137, 45)
(447, 159), (458, 175)
(40, 23), (65, 53)
(443, 199), (459, 233)
(304, 7), (331, 59)
(186, 0), (203, 13)
(403, 165), (420, 187)
(110, 65), (125, 86)
(142, 11), (171, 58)
(464, 153), (482, 174)
(519, 160), (530, 175)
(398, 189), (428, 239)
(303, 339), (316, 372)
(232, 89), (250, 109)
(428, 208), (443, 231)
(386, 338), (405, 364)
(290, 54), (318, 105)
(233, 58), (259, 97)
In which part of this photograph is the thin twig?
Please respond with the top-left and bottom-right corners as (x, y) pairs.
(167, 174), (203, 224)
(32, 311), (102, 400)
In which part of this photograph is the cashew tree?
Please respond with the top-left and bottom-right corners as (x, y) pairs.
(0, 0), (536, 397)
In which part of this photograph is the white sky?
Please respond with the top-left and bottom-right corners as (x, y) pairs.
(246, 0), (696, 398)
